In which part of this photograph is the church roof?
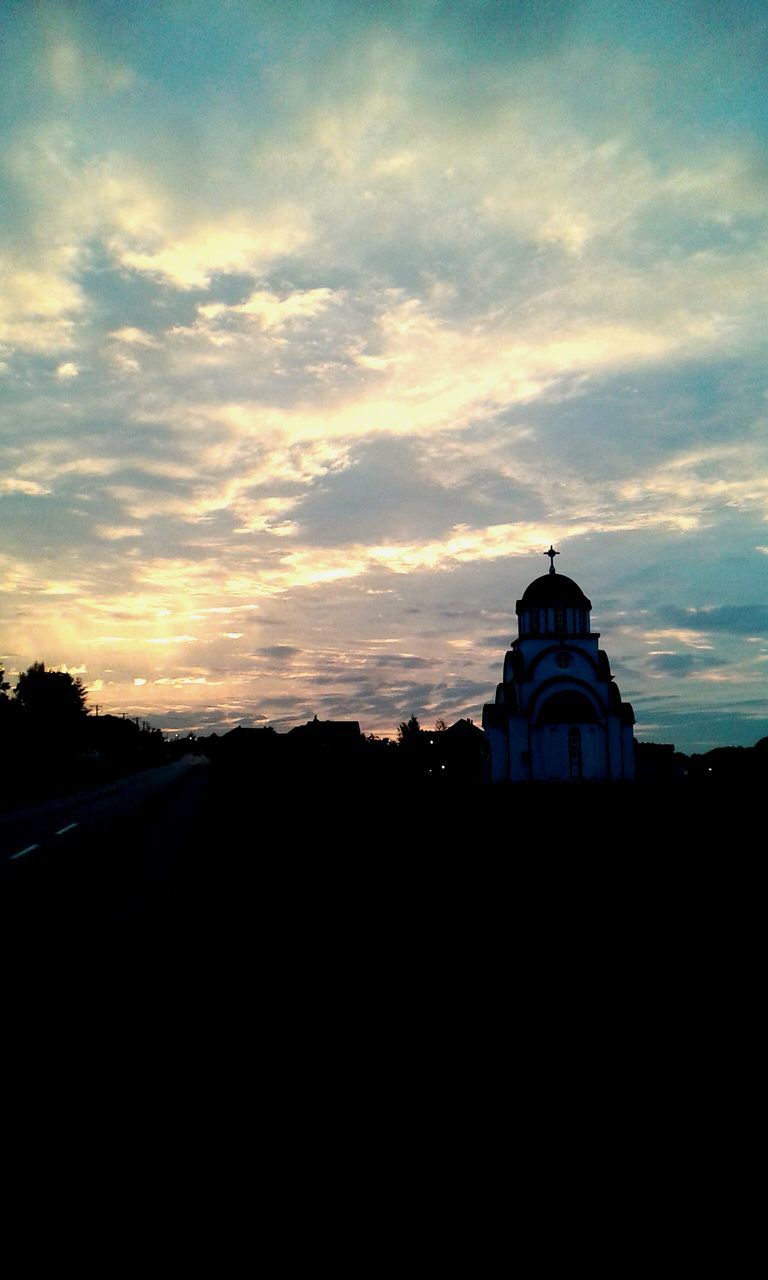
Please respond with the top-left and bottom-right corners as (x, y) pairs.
(520, 572), (591, 609)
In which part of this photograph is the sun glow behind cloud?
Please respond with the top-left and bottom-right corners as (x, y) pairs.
(1, 0), (767, 749)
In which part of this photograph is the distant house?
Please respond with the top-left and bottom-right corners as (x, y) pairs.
(287, 717), (362, 749)
(427, 718), (487, 783)
(212, 725), (280, 775)
(635, 741), (685, 782)
(286, 718), (364, 778)
(398, 717), (487, 784)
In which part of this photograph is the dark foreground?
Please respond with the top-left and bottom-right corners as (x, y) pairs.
(4, 757), (757, 1259)
(2, 755), (759, 1156)
(0, 755), (757, 955)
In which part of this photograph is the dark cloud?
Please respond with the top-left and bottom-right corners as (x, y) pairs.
(646, 652), (723, 676)
(436, 679), (490, 703)
(629, 693), (683, 704)
(365, 654), (431, 669)
(293, 437), (542, 547)
(312, 672), (378, 687)
(658, 605), (768, 636)
(260, 694), (313, 713)
(647, 654), (698, 676)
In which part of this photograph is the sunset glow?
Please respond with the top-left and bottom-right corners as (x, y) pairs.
(2, 1), (767, 750)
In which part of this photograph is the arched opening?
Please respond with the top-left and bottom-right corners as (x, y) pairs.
(537, 691), (599, 724)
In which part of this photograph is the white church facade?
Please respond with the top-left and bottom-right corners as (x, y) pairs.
(482, 550), (636, 782)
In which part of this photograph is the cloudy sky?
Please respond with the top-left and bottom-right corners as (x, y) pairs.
(1, 0), (767, 751)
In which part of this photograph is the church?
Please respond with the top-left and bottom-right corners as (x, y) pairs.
(482, 549), (636, 782)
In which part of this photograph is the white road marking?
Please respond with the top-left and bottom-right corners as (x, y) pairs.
(9, 844), (40, 860)
(55, 823), (79, 836)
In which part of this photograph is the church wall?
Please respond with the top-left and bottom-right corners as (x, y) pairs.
(514, 635), (600, 661)
(525, 648), (602, 690)
(502, 651), (517, 683)
(530, 724), (558, 780)
(530, 722), (608, 781)
(607, 716), (624, 781)
(581, 724), (609, 780)
(484, 720), (510, 782)
(622, 723), (636, 780)
(507, 717), (531, 781)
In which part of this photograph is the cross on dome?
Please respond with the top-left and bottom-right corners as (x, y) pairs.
(545, 545), (560, 574)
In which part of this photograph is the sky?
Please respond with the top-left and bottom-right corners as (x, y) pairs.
(1, 0), (767, 753)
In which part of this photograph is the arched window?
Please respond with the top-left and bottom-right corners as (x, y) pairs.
(568, 727), (582, 779)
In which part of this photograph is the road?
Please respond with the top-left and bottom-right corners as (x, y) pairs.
(1, 756), (211, 938)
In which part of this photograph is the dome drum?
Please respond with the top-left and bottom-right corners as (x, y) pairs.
(516, 572), (593, 638)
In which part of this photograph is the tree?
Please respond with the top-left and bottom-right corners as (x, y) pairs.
(397, 714), (422, 746)
(14, 662), (88, 727)
(0, 665), (15, 730)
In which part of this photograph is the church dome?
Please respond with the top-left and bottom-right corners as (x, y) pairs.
(520, 573), (592, 610)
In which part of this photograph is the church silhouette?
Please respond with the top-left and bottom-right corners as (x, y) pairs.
(482, 549), (636, 782)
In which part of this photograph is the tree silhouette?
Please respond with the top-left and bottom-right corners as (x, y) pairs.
(0, 666), (14, 735)
(14, 662), (88, 728)
(397, 714), (422, 746)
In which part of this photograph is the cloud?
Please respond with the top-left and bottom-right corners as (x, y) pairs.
(647, 653), (703, 677)
(365, 654), (431, 669)
(197, 287), (336, 333)
(0, 478), (51, 496)
(114, 213), (312, 290)
(658, 606), (768, 636)
(255, 645), (301, 661)
(109, 327), (156, 346)
(109, 352), (141, 374)
(145, 634), (199, 645)
(95, 524), (144, 541)
(43, 36), (134, 98)
(0, 251), (85, 353)
(645, 648), (737, 679)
